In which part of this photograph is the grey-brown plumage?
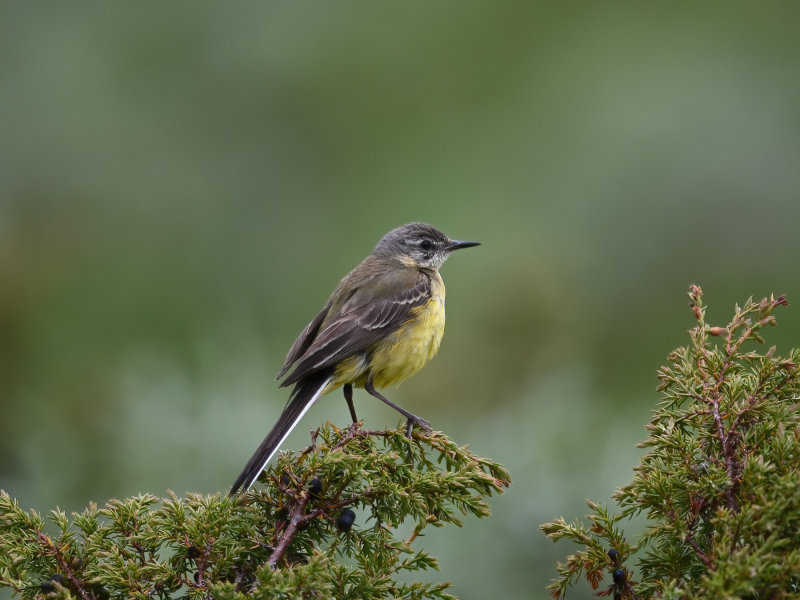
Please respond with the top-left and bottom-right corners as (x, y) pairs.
(278, 268), (433, 387)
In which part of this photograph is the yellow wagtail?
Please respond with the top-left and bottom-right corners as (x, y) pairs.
(229, 222), (479, 494)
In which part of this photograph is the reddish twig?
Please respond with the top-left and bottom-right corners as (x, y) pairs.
(268, 491), (312, 568)
(684, 528), (713, 570)
(36, 531), (91, 600)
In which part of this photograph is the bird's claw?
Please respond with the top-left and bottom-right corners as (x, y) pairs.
(404, 416), (431, 438)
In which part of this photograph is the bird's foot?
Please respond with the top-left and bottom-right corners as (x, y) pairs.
(404, 416), (431, 438)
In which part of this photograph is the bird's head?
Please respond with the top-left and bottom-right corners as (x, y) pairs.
(373, 222), (480, 270)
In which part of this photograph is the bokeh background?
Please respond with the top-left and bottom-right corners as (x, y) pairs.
(3, 2), (800, 598)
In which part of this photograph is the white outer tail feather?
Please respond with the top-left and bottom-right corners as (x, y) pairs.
(240, 375), (332, 492)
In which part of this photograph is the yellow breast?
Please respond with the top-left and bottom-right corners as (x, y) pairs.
(326, 271), (447, 393)
(369, 293), (445, 388)
(326, 303), (445, 392)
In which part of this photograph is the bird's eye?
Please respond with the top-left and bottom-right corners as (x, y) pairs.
(419, 240), (434, 252)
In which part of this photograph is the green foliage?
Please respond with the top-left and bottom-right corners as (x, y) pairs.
(0, 427), (509, 599)
(542, 286), (800, 599)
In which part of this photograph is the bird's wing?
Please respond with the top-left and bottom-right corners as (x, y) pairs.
(277, 300), (332, 380)
(279, 267), (432, 386)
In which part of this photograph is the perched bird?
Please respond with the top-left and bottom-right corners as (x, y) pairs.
(229, 222), (479, 494)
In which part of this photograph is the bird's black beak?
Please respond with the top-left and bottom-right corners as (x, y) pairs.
(447, 239), (481, 251)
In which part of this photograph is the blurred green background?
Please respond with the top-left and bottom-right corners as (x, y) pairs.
(2, 2), (800, 598)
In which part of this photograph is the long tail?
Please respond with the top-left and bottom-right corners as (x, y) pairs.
(229, 370), (333, 495)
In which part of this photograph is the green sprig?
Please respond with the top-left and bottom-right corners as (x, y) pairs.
(542, 286), (800, 599)
(1, 427), (509, 600)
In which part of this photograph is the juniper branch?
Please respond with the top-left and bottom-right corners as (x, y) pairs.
(1, 426), (509, 600)
(543, 286), (800, 599)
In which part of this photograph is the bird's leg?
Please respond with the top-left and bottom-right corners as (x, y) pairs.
(364, 378), (432, 434)
(343, 383), (358, 424)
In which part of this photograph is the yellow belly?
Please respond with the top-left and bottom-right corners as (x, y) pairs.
(327, 294), (446, 392)
(370, 296), (446, 388)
